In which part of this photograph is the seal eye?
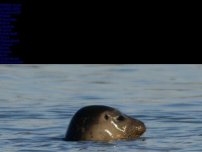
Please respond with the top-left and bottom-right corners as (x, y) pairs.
(117, 115), (125, 121)
(104, 114), (109, 120)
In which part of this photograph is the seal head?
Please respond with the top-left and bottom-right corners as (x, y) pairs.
(65, 105), (146, 141)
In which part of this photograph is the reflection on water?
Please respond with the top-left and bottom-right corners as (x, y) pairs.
(0, 64), (202, 151)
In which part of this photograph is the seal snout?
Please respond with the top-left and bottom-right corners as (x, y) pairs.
(133, 119), (146, 135)
(137, 122), (146, 134)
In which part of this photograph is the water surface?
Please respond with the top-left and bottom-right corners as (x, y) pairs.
(0, 64), (202, 151)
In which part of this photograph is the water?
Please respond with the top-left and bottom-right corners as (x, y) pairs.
(0, 64), (202, 152)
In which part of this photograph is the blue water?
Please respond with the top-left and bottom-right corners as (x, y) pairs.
(0, 64), (202, 152)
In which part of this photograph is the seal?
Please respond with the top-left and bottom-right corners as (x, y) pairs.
(65, 105), (146, 141)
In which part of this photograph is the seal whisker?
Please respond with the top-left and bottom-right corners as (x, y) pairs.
(104, 129), (114, 138)
(110, 120), (126, 132)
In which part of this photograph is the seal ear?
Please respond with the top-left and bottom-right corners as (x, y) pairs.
(104, 114), (109, 120)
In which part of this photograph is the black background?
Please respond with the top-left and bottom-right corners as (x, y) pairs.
(10, 1), (66, 63)
(3, 1), (149, 63)
(1, 1), (194, 63)
(7, 1), (114, 63)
